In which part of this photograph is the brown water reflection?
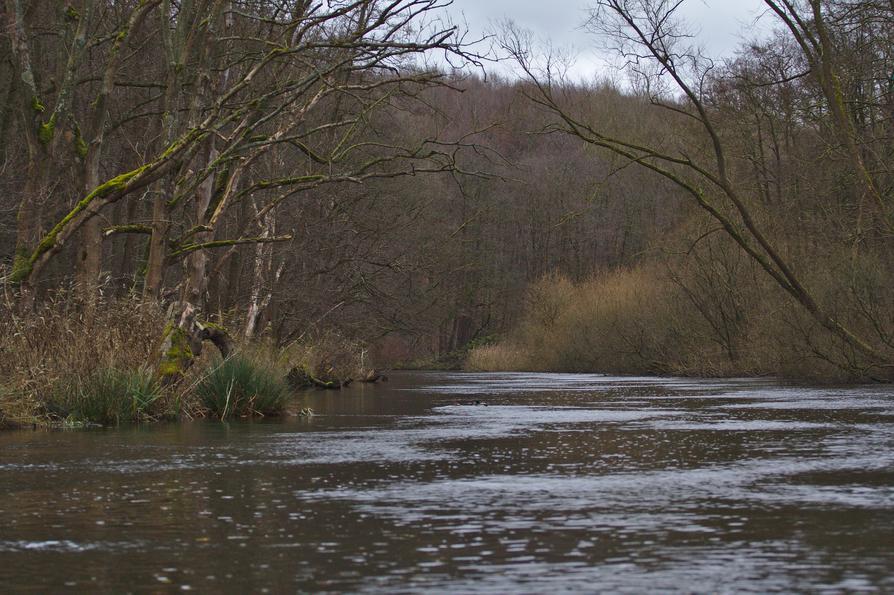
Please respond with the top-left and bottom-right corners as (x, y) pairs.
(0, 372), (892, 592)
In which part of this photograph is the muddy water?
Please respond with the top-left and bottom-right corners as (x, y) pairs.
(1, 372), (893, 593)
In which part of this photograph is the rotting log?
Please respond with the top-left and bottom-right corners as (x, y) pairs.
(360, 369), (388, 383)
(311, 376), (342, 390)
(286, 366), (350, 390)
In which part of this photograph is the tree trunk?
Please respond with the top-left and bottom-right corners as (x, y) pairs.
(244, 202), (281, 339)
(75, 151), (103, 290)
(182, 147), (217, 310)
(75, 0), (157, 293)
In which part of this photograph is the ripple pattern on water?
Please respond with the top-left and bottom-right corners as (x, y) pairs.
(0, 372), (892, 593)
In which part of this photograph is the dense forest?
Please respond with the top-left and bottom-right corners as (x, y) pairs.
(1, 0), (893, 426)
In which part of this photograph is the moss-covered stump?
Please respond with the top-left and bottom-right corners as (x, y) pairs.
(158, 323), (194, 383)
(155, 303), (233, 384)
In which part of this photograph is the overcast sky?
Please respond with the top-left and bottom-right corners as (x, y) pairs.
(440, 0), (772, 80)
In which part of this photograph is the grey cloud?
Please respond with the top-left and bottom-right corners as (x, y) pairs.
(443, 0), (770, 79)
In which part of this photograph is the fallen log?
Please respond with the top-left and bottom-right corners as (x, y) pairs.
(287, 366), (347, 390)
(359, 369), (388, 383)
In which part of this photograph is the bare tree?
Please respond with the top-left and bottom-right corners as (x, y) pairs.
(6, 1), (481, 303)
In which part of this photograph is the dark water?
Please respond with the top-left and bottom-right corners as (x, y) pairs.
(1, 372), (893, 593)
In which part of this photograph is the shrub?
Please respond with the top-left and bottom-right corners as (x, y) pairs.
(281, 330), (368, 383)
(196, 354), (291, 419)
(466, 343), (530, 371)
(467, 265), (754, 376)
(466, 242), (894, 381)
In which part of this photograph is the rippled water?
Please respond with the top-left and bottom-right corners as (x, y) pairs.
(1, 372), (893, 592)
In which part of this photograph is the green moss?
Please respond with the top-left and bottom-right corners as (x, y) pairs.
(68, 121), (89, 158)
(256, 174), (323, 190)
(30, 96), (45, 113)
(76, 136), (88, 159)
(157, 360), (181, 377)
(31, 164), (150, 258)
(132, 238), (150, 289)
(65, 4), (80, 21)
(158, 323), (193, 380)
(160, 129), (200, 158)
(9, 249), (33, 284)
(199, 321), (228, 333)
(170, 238), (253, 257)
(38, 113), (57, 145)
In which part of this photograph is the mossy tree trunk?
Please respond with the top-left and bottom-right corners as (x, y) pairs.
(7, 0), (53, 305)
(143, 185), (171, 300)
(181, 3), (232, 311)
(144, 0), (197, 300)
(182, 147), (217, 311)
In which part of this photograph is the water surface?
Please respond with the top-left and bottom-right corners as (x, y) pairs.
(1, 372), (893, 592)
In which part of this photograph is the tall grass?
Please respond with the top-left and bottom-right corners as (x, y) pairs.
(466, 343), (531, 372)
(0, 294), (165, 387)
(196, 353), (291, 419)
(0, 293), (295, 425)
(50, 367), (166, 426)
(0, 292), (169, 425)
(0, 385), (25, 429)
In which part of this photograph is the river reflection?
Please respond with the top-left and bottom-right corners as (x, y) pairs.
(1, 372), (892, 592)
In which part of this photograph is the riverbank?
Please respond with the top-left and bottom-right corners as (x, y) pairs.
(0, 295), (376, 429)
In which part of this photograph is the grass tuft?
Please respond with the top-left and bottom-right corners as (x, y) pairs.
(51, 367), (164, 426)
(196, 354), (291, 419)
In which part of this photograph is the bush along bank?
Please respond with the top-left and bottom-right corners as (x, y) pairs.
(467, 263), (894, 383)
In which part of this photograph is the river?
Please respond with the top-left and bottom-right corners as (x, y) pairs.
(1, 372), (893, 592)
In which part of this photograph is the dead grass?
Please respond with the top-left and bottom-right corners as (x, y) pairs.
(0, 291), (170, 425)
